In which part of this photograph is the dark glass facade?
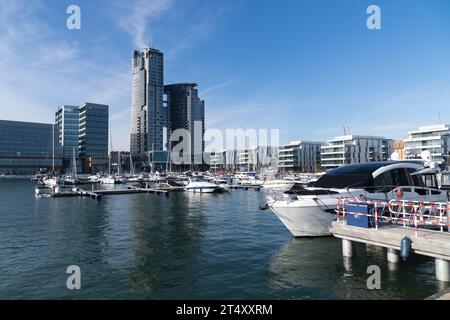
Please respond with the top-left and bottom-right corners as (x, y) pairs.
(0, 120), (62, 174)
(79, 103), (109, 173)
(55, 105), (80, 160)
(164, 83), (205, 170)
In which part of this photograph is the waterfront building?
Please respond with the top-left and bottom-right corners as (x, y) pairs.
(55, 102), (109, 174)
(210, 149), (239, 172)
(210, 150), (226, 171)
(404, 124), (450, 166)
(321, 135), (393, 169)
(237, 146), (278, 172)
(278, 140), (323, 173)
(110, 151), (131, 174)
(393, 140), (406, 160)
(148, 150), (170, 172)
(164, 83), (205, 171)
(55, 105), (81, 172)
(79, 103), (109, 173)
(130, 48), (170, 159)
(0, 120), (62, 174)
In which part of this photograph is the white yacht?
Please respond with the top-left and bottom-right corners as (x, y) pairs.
(88, 174), (101, 183)
(62, 175), (79, 185)
(100, 175), (117, 184)
(262, 180), (301, 191)
(268, 161), (449, 237)
(185, 177), (219, 193)
(42, 176), (59, 187)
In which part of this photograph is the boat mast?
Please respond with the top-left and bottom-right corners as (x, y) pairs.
(169, 144), (172, 173)
(118, 151), (121, 176)
(52, 123), (55, 175)
(109, 131), (113, 175)
(73, 147), (77, 177)
(130, 153), (134, 175)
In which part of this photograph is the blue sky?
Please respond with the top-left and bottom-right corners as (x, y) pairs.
(1, 0), (450, 151)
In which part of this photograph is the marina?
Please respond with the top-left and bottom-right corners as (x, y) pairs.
(1, 1), (450, 305)
(0, 178), (449, 300)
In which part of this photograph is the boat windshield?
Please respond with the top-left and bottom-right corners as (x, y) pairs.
(441, 172), (450, 187)
(314, 162), (395, 189)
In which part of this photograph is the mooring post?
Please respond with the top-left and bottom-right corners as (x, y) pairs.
(387, 248), (399, 264)
(435, 259), (450, 282)
(342, 239), (353, 257)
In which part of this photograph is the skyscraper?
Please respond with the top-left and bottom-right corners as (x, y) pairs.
(130, 48), (170, 157)
(164, 83), (205, 170)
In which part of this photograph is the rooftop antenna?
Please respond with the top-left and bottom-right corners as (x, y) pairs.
(343, 126), (347, 135)
(347, 127), (352, 135)
(438, 113), (442, 124)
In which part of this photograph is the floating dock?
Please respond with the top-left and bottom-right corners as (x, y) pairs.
(49, 187), (169, 200)
(228, 185), (262, 191)
(94, 187), (169, 195)
(51, 189), (102, 200)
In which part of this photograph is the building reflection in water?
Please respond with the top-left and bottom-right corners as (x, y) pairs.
(127, 192), (207, 298)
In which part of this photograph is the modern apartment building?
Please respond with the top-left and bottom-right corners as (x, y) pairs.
(278, 140), (323, 173)
(321, 135), (393, 169)
(237, 146), (278, 172)
(130, 48), (170, 157)
(210, 149), (238, 172)
(0, 120), (62, 174)
(393, 140), (406, 160)
(210, 150), (226, 171)
(164, 83), (205, 170)
(404, 124), (450, 165)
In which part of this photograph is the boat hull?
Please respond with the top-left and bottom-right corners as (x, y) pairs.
(270, 203), (336, 237)
(186, 187), (217, 193)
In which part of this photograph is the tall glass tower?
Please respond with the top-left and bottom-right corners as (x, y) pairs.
(164, 83), (205, 170)
(130, 48), (170, 156)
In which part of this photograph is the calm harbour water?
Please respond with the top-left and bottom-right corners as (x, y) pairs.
(0, 180), (446, 299)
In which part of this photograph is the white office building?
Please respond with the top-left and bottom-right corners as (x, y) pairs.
(404, 124), (450, 165)
(321, 135), (393, 169)
(278, 141), (323, 173)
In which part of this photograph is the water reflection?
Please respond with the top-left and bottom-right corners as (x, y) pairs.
(127, 192), (208, 298)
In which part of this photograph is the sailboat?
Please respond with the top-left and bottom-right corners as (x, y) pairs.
(62, 147), (80, 185)
(100, 148), (118, 184)
(126, 154), (145, 182)
(42, 124), (58, 187)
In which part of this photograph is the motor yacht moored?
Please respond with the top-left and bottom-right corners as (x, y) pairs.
(262, 180), (299, 192)
(268, 161), (449, 237)
(185, 177), (219, 193)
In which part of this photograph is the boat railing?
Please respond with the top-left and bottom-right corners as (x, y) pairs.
(336, 197), (450, 233)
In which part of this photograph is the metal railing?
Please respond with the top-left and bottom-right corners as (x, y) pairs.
(337, 197), (450, 233)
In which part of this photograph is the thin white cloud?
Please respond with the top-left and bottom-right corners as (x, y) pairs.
(113, 0), (173, 49)
(0, 1), (133, 150)
(200, 77), (240, 96)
